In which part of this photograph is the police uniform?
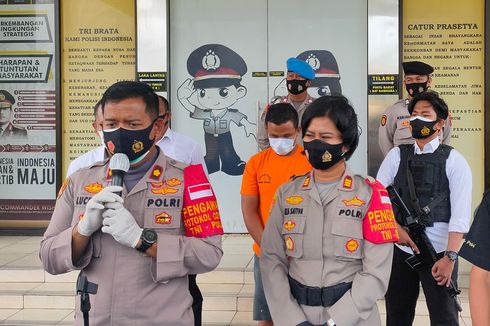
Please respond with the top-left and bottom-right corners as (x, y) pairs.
(257, 94), (315, 150)
(0, 121), (27, 139)
(377, 137), (472, 326)
(378, 98), (451, 156)
(459, 190), (490, 271)
(297, 50), (342, 97)
(260, 169), (397, 326)
(0, 90), (27, 141)
(186, 44), (248, 176)
(40, 150), (223, 326)
(257, 58), (316, 150)
(378, 61), (452, 157)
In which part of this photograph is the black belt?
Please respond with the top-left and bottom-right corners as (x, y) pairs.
(288, 275), (352, 307)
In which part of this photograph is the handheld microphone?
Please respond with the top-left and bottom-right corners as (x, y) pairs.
(109, 153), (130, 196)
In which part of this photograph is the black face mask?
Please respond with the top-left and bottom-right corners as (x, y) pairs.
(303, 139), (345, 170)
(405, 82), (428, 97)
(103, 122), (156, 163)
(409, 117), (438, 139)
(287, 79), (308, 95)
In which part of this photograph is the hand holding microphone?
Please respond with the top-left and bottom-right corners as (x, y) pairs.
(78, 185), (124, 237)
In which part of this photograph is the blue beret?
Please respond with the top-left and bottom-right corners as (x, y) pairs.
(287, 57), (315, 80)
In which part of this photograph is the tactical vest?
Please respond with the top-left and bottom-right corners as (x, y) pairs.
(393, 144), (452, 226)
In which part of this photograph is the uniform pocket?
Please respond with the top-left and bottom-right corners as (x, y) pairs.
(331, 218), (364, 261)
(281, 216), (306, 258)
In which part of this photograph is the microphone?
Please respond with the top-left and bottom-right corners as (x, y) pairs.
(109, 153), (130, 196)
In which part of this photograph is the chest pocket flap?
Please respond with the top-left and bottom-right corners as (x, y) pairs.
(331, 218), (364, 260)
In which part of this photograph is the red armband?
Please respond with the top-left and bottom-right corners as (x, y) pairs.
(362, 178), (399, 244)
(182, 164), (224, 238)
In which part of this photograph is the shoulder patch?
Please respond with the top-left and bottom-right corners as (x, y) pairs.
(380, 115), (387, 126)
(362, 179), (399, 244)
(228, 108), (238, 112)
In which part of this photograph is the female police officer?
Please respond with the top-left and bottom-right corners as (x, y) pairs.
(260, 95), (398, 326)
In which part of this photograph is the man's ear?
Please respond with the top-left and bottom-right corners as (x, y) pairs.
(306, 80), (312, 88)
(427, 76), (433, 87)
(152, 118), (165, 140)
(436, 118), (445, 131)
(236, 86), (247, 99)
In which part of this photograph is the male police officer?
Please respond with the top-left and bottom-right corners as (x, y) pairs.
(296, 50), (342, 97)
(377, 91), (471, 326)
(257, 57), (316, 150)
(40, 81), (223, 326)
(0, 90), (27, 140)
(378, 61), (451, 156)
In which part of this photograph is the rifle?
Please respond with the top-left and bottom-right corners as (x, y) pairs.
(386, 185), (462, 312)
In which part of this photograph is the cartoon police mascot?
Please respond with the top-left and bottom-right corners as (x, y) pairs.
(177, 44), (255, 176)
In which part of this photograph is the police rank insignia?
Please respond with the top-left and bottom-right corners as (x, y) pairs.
(285, 236), (295, 251)
(401, 120), (410, 127)
(283, 220), (296, 231)
(155, 212), (172, 224)
(132, 141), (144, 153)
(421, 125), (431, 136)
(342, 196), (365, 207)
(302, 176), (311, 188)
(380, 115), (387, 126)
(345, 239), (359, 253)
(150, 165), (163, 180)
(343, 176), (352, 189)
(84, 182), (104, 194)
(286, 196), (303, 205)
(322, 150), (332, 162)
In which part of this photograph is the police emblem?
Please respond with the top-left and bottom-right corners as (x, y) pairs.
(283, 220), (296, 231)
(306, 53), (320, 70)
(322, 150), (332, 162)
(84, 182), (104, 194)
(132, 141), (144, 153)
(345, 239), (359, 253)
(106, 140), (115, 154)
(165, 178), (183, 187)
(202, 50), (220, 70)
(421, 126), (431, 136)
(285, 236), (295, 251)
(155, 212), (172, 224)
(286, 196), (303, 205)
(342, 196), (366, 207)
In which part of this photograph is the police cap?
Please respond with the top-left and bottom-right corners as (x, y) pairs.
(187, 44), (247, 89)
(296, 50), (340, 87)
(0, 90), (15, 105)
(402, 61), (434, 76)
(287, 57), (315, 80)
(408, 91), (449, 120)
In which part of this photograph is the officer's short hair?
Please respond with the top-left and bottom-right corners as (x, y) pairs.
(157, 95), (170, 114)
(93, 99), (103, 117)
(301, 95), (359, 160)
(265, 103), (299, 129)
(101, 81), (159, 119)
(408, 91), (449, 120)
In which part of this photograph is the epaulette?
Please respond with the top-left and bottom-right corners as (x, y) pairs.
(228, 108), (239, 112)
(167, 157), (188, 171)
(290, 171), (310, 181)
(270, 96), (286, 104)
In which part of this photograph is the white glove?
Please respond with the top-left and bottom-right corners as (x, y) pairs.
(101, 206), (142, 248)
(78, 186), (123, 237)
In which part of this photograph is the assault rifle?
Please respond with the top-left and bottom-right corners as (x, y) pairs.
(386, 185), (462, 312)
